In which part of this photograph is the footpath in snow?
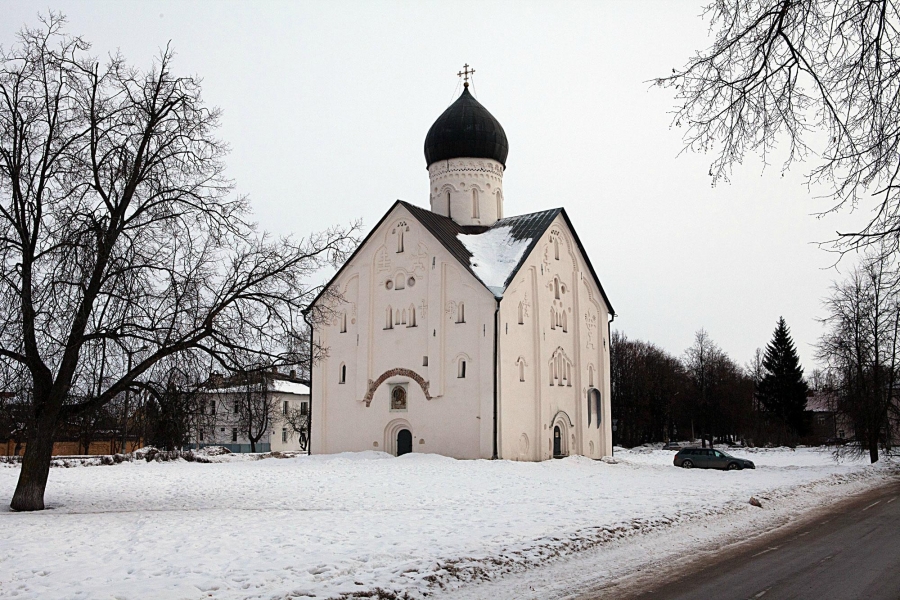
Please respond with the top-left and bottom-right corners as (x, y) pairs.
(0, 447), (896, 600)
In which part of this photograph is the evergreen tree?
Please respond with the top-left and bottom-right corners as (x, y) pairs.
(758, 318), (810, 438)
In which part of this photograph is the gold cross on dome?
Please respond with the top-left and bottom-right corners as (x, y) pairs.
(457, 63), (475, 87)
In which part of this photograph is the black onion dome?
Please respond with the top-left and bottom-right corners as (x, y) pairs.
(424, 86), (509, 168)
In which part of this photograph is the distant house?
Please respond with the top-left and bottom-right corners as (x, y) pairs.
(805, 390), (853, 444)
(196, 368), (310, 453)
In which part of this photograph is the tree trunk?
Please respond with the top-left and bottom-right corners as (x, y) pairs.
(10, 419), (56, 511)
(869, 437), (879, 464)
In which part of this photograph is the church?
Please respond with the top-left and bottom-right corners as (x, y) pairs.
(306, 72), (614, 461)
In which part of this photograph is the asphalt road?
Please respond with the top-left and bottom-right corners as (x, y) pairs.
(626, 479), (900, 600)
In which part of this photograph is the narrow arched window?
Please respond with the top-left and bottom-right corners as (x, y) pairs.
(401, 309), (407, 325)
(446, 190), (452, 216)
(554, 238), (560, 260)
(339, 363), (346, 384)
(472, 188), (479, 219)
(518, 302), (524, 325)
(395, 274), (405, 290)
(340, 312), (347, 333)
(518, 358), (525, 382)
(408, 304), (416, 327)
(397, 229), (404, 253)
(587, 394), (592, 426)
(385, 306), (393, 330)
(588, 365), (594, 387)
(458, 359), (467, 378)
(457, 302), (465, 323)
(550, 307), (556, 330)
(395, 308), (401, 326)
(562, 311), (567, 333)
(496, 190), (502, 219)
(554, 278), (560, 300)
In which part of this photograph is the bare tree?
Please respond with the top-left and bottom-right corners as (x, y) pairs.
(229, 368), (278, 453)
(0, 15), (357, 510)
(284, 402), (310, 451)
(658, 0), (900, 249)
(818, 247), (900, 462)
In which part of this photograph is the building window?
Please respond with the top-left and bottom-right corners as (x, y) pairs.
(554, 278), (560, 300)
(456, 302), (465, 323)
(408, 304), (417, 327)
(517, 357), (526, 382)
(233, 401), (239, 414)
(395, 221), (407, 253)
(282, 428), (288, 443)
(231, 428), (238, 442)
(496, 190), (502, 219)
(339, 363), (346, 384)
(283, 401), (289, 415)
(562, 311), (567, 333)
(422, 355), (428, 366)
(340, 312), (347, 333)
(210, 400), (216, 415)
(395, 274), (405, 290)
(445, 190), (451, 215)
(458, 359), (467, 378)
(300, 402), (308, 416)
(472, 188), (479, 219)
(518, 302), (524, 325)
(550, 307), (556, 330)
(385, 306), (393, 329)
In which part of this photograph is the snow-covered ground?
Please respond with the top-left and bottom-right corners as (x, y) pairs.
(0, 447), (895, 600)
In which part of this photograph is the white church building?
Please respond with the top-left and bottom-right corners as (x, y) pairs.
(306, 77), (614, 461)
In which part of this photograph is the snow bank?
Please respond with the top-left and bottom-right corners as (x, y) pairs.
(0, 448), (892, 600)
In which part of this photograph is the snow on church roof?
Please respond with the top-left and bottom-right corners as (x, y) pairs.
(457, 226), (530, 296)
(399, 201), (561, 298)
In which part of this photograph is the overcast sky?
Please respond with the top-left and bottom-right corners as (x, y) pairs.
(2, 1), (873, 371)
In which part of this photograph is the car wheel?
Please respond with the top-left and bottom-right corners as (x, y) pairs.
(727, 462), (740, 471)
(682, 459), (694, 469)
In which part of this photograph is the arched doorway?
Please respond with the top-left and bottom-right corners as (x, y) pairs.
(553, 426), (563, 458)
(397, 429), (412, 456)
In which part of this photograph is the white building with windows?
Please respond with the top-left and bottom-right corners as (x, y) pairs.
(198, 373), (310, 453)
(306, 80), (614, 460)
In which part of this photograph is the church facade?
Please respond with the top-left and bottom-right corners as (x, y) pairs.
(306, 81), (614, 461)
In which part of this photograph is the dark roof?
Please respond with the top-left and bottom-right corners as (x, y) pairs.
(400, 201), (558, 294)
(424, 87), (509, 168)
(306, 201), (614, 316)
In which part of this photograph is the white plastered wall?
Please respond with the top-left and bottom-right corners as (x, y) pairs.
(311, 204), (497, 459)
(497, 215), (612, 460)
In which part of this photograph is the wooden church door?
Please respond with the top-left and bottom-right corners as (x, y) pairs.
(553, 426), (562, 457)
(397, 429), (412, 456)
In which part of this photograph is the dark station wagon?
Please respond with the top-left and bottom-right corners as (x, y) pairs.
(673, 447), (755, 470)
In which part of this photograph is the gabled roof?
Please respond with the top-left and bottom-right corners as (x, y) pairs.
(305, 201), (614, 316)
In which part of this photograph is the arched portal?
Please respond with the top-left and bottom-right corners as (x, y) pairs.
(551, 411), (571, 458)
(397, 429), (412, 456)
